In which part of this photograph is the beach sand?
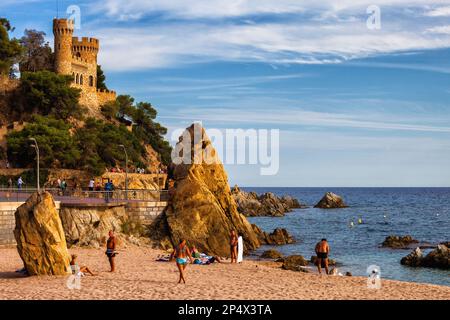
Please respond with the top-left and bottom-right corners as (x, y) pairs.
(0, 246), (448, 300)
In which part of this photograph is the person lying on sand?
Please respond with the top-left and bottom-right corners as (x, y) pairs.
(315, 238), (330, 275)
(170, 239), (193, 284)
(105, 230), (118, 272)
(70, 254), (96, 276)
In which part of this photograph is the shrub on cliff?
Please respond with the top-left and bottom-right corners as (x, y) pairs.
(75, 118), (145, 175)
(6, 115), (80, 168)
(13, 70), (83, 120)
(0, 18), (23, 76)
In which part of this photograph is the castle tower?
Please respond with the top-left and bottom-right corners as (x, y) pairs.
(53, 19), (74, 74)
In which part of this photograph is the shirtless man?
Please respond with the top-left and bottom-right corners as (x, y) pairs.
(230, 230), (238, 263)
(315, 238), (330, 275)
(170, 239), (193, 284)
(105, 230), (117, 272)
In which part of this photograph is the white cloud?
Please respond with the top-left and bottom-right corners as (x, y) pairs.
(425, 5), (450, 16)
(426, 25), (450, 34)
(160, 107), (450, 133)
(96, 21), (450, 71)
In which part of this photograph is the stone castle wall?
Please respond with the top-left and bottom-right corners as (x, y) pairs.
(53, 19), (116, 112)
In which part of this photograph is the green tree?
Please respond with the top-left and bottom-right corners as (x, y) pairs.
(19, 29), (54, 73)
(15, 71), (82, 120)
(96, 65), (107, 90)
(0, 18), (23, 76)
(6, 115), (80, 169)
(76, 118), (145, 175)
(101, 100), (119, 120)
(116, 94), (135, 118)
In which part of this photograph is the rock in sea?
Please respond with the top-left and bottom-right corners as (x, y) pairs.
(314, 192), (348, 209)
(252, 225), (295, 245)
(231, 185), (305, 217)
(282, 255), (309, 272)
(381, 235), (419, 249)
(14, 192), (71, 275)
(261, 249), (283, 259)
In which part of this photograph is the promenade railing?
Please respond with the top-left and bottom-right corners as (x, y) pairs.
(0, 187), (169, 203)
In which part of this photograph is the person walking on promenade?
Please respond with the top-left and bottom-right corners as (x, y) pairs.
(17, 176), (23, 190)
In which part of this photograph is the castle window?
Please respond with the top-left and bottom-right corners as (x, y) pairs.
(75, 74), (79, 84)
(76, 52), (81, 58)
(89, 75), (94, 87)
(80, 74), (83, 85)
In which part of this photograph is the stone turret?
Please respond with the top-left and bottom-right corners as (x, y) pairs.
(53, 19), (74, 75)
(52, 18), (116, 114)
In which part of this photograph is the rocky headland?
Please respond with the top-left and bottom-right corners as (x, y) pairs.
(231, 185), (305, 217)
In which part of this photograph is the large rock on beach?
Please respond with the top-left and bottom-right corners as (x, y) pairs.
(382, 235), (419, 249)
(152, 123), (261, 256)
(314, 192), (347, 209)
(282, 255), (309, 272)
(231, 185), (304, 217)
(14, 192), (71, 275)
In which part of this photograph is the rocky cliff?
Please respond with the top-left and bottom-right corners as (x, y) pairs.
(151, 123), (261, 256)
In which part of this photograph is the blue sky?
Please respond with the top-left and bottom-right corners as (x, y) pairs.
(2, 0), (450, 187)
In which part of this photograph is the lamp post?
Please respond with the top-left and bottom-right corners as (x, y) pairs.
(29, 138), (40, 192)
(119, 144), (128, 200)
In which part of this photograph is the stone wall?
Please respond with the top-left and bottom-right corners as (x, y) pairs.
(126, 201), (168, 225)
(0, 201), (61, 246)
(0, 200), (166, 246)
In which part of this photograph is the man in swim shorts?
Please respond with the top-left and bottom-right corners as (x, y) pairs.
(170, 239), (193, 284)
(315, 238), (330, 275)
(105, 230), (117, 272)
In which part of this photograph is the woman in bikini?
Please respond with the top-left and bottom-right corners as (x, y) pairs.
(170, 239), (193, 284)
(230, 230), (238, 263)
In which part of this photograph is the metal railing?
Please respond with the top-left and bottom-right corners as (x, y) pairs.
(0, 187), (169, 203)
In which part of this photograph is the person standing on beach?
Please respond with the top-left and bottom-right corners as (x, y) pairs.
(315, 239), (330, 275)
(230, 230), (238, 263)
(170, 239), (193, 284)
(105, 230), (117, 272)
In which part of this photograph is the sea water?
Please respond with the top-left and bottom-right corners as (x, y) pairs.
(246, 187), (450, 286)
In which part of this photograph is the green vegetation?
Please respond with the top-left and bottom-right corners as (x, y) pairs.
(101, 95), (172, 165)
(96, 65), (107, 90)
(0, 18), (23, 76)
(76, 118), (145, 175)
(6, 115), (80, 168)
(19, 29), (54, 73)
(13, 71), (83, 120)
(2, 17), (173, 176)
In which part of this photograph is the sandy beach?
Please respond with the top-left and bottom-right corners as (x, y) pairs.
(0, 246), (448, 300)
